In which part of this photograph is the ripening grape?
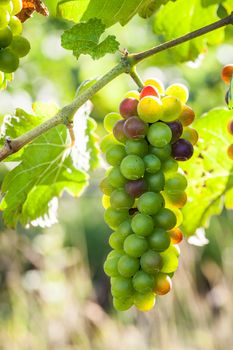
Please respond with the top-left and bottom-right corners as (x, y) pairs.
(101, 78), (196, 311)
(221, 64), (233, 85)
(227, 118), (233, 135)
(227, 144), (233, 160)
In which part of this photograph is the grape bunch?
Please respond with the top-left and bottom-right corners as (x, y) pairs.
(221, 64), (233, 160)
(100, 78), (198, 312)
(0, 0), (30, 89)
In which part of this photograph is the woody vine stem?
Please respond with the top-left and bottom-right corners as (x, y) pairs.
(0, 13), (232, 162)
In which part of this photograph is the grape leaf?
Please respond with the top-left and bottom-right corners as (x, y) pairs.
(61, 18), (119, 60)
(181, 108), (233, 237)
(57, 0), (170, 27)
(138, 0), (175, 19)
(154, 0), (225, 62)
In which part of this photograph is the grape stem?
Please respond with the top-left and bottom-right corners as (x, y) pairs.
(0, 13), (232, 161)
(129, 66), (144, 90)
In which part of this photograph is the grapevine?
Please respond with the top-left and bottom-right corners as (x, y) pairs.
(101, 78), (198, 311)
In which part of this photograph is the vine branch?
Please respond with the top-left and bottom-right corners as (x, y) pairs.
(0, 13), (232, 162)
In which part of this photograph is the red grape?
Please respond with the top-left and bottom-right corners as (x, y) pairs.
(125, 179), (148, 198)
(123, 116), (148, 139)
(113, 119), (127, 142)
(119, 98), (138, 118)
(166, 120), (183, 143)
(172, 139), (193, 161)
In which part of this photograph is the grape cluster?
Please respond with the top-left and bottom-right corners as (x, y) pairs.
(221, 64), (233, 160)
(100, 78), (197, 311)
(0, 0), (30, 89)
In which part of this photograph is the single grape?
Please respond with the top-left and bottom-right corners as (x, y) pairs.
(110, 188), (134, 210)
(123, 116), (148, 139)
(168, 227), (183, 244)
(118, 254), (140, 277)
(1, 0), (13, 13)
(148, 228), (170, 252)
(111, 276), (134, 298)
(165, 173), (188, 193)
(133, 271), (154, 293)
(125, 139), (148, 157)
(147, 122), (172, 148)
(102, 194), (110, 209)
(113, 119), (127, 143)
(221, 64), (233, 85)
(104, 256), (120, 277)
(0, 26), (12, 48)
(166, 120), (183, 143)
(104, 207), (129, 229)
(161, 96), (182, 122)
(153, 273), (172, 295)
(120, 155), (145, 180)
(104, 112), (122, 132)
(0, 48), (19, 73)
(0, 8), (10, 29)
(125, 178), (147, 198)
(11, 0), (22, 15)
(161, 158), (178, 174)
(179, 105), (195, 126)
(149, 144), (171, 161)
(134, 291), (156, 311)
(8, 15), (22, 35)
(100, 177), (114, 196)
(125, 90), (140, 100)
(113, 296), (133, 311)
(227, 119), (233, 135)
(164, 191), (187, 208)
(117, 219), (133, 237)
(131, 213), (154, 236)
(107, 166), (127, 188)
(145, 171), (165, 192)
(140, 250), (163, 274)
(137, 96), (163, 123)
(109, 232), (125, 251)
(10, 35), (30, 57)
(227, 144), (233, 160)
(0, 0), (11, 5)
(107, 250), (123, 260)
(144, 77), (165, 94)
(182, 127), (198, 145)
(100, 133), (119, 153)
(172, 139), (194, 161)
(124, 234), (148, 258)
(140, 85), (159, 99)
(137, 192), (164, 215)
(143, 154), (161, 173)
(153, 208), (176, 230)
(119, 98), (138, 118)
(165, 83), (189, 104)
(106, 145), (126, 166)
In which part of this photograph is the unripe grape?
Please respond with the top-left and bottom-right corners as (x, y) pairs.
(134, 291), (156, 311)
(109, 232), (125, 251)
(107, 250), (123, 260)
(107, 166), (127, 188)
(100, 177), (114, 196)
(106, 145), (126, 166)
(165, 83), (189, 104)
(104, 256), (120, 277)
(0, 8), (10, 29)
(113, 296), (133, 311)
(137, 96), (163, 123)
(117, 219), (133, 237)
(140, 250), (163, 274)
(227, 119), (233, 135)
(120, 155), (145, 180)
(161, 96), (182, 122)
(0, 26), (12, 48)
(124, 234), (148, 257)
(111, 276), (134, 298)
(100, 133), (119, 153)
(148, 228), (170, 252)
(118, 254), (139, 277)
(113, 119), (127, 143)
(104, 112), (122, 132)
(144, 77), (165, 94)
(227, 144), (233, 160)
(172, 139), (194, 161)
(125, 90), (140, 100)
(161, 158), (178, 174)
(9, 16), (22, 35)
(133, 271), (154, 293)
(0, 48), (19, 73)
(125, 139), (148, 157)
(131, 213), (154, 236)
(110, 189), (134, 210)
(10, 35), (30, 57)
(153, 208), (177, 230)
(119, 98), (138, 118)
(137, 192), (164, 215)
(165, 173), (188, 193)
(143, 154), (161, 173)
(166, 120), (183, 143)
(145, 172), (165, 192)
(149, 144), (171, 160)
(221, 64), (233, 85)
(123, 116), (148, 139)
(164, 191), (187, 208)
(153, 273), (172, 295)
(125, 178), (148, 198)
(140, 85), (160, 99)
(179, 105), (195, 126)
(102, 194), (110, 209)
(147, 122), (172, 148)
(182, 127), (199, 145)
(12, 0), (22, 15)
(104, 207), (129, 229)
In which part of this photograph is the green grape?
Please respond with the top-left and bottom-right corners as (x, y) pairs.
(107, 250), (123, 260)
(137, 192), (164, 215)
(104, 112), (122, 132)
(148, 229), (170, 252)
(124, 234), (148, 258)
(104, 207), (129, 230)
(111, 276), (134, 298)
(10, 35), (30, 57)
(107, 166), (127, 188)
(165, 83), (189, 104)
(132, 271), (154, 293)
(11, 0), (22, 15)
(161, 158), (178, 174)
(117, 219), (133, 237)
(106, 145), (126, 166)
(0, 26), (12, 48)
(0, 48), (19, 73)
(8, 15), (22, 35)
(149, 144), (171, 161)
(143, 154), (161, 173)
(161, 96), (182, 122)
(109, 232), (125, 251)
(118, 254), (139, 277)
(160, 246), (179, 273)
(99, 177), (114, 196)
(131, 213), (154, 236)
(125, 139), (148, 157)
(104, 256), (120, 277)
(147, 122), (172, 148)
(120, 155), (145, 180)
(100, 133), (120, 153)
(165, 173), (188, 193)
(0, 0), (11, 5)
(134, 291), (156, 311)
(110, 189), (134, 210)
(0, 8), (10, 29)
(140, 250), (163, 274)
(0, 71), (4, 85)
(145, 171), (165, 192)
(153, 208), (176, 230)
(113, 296), (133, 311)
(1, 1), (13, 13)
(182, 126), (199, 145)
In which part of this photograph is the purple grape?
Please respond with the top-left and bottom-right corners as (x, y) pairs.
(171, 138), (194, 161)
(166, 120), (183, 143)
(125, 179), (148, 198)
(123, 116), (148, 139)
(113, 119), (127, 142)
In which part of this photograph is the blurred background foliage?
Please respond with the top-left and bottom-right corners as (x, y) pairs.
(0, 2), (233, 349)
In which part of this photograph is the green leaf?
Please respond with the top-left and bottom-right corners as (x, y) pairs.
(138, 0), (175, 19)
(181, 108), (233, 237)
(61, 18), (119, 60)
(154, 0), (225, 62)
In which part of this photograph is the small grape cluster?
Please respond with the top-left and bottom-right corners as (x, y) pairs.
(0, 0), (30, 89)
(100, 78), (198, 311)
(221, 64), (233, 160)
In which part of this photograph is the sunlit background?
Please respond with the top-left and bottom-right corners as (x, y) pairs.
(0, 2), (233, 349)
